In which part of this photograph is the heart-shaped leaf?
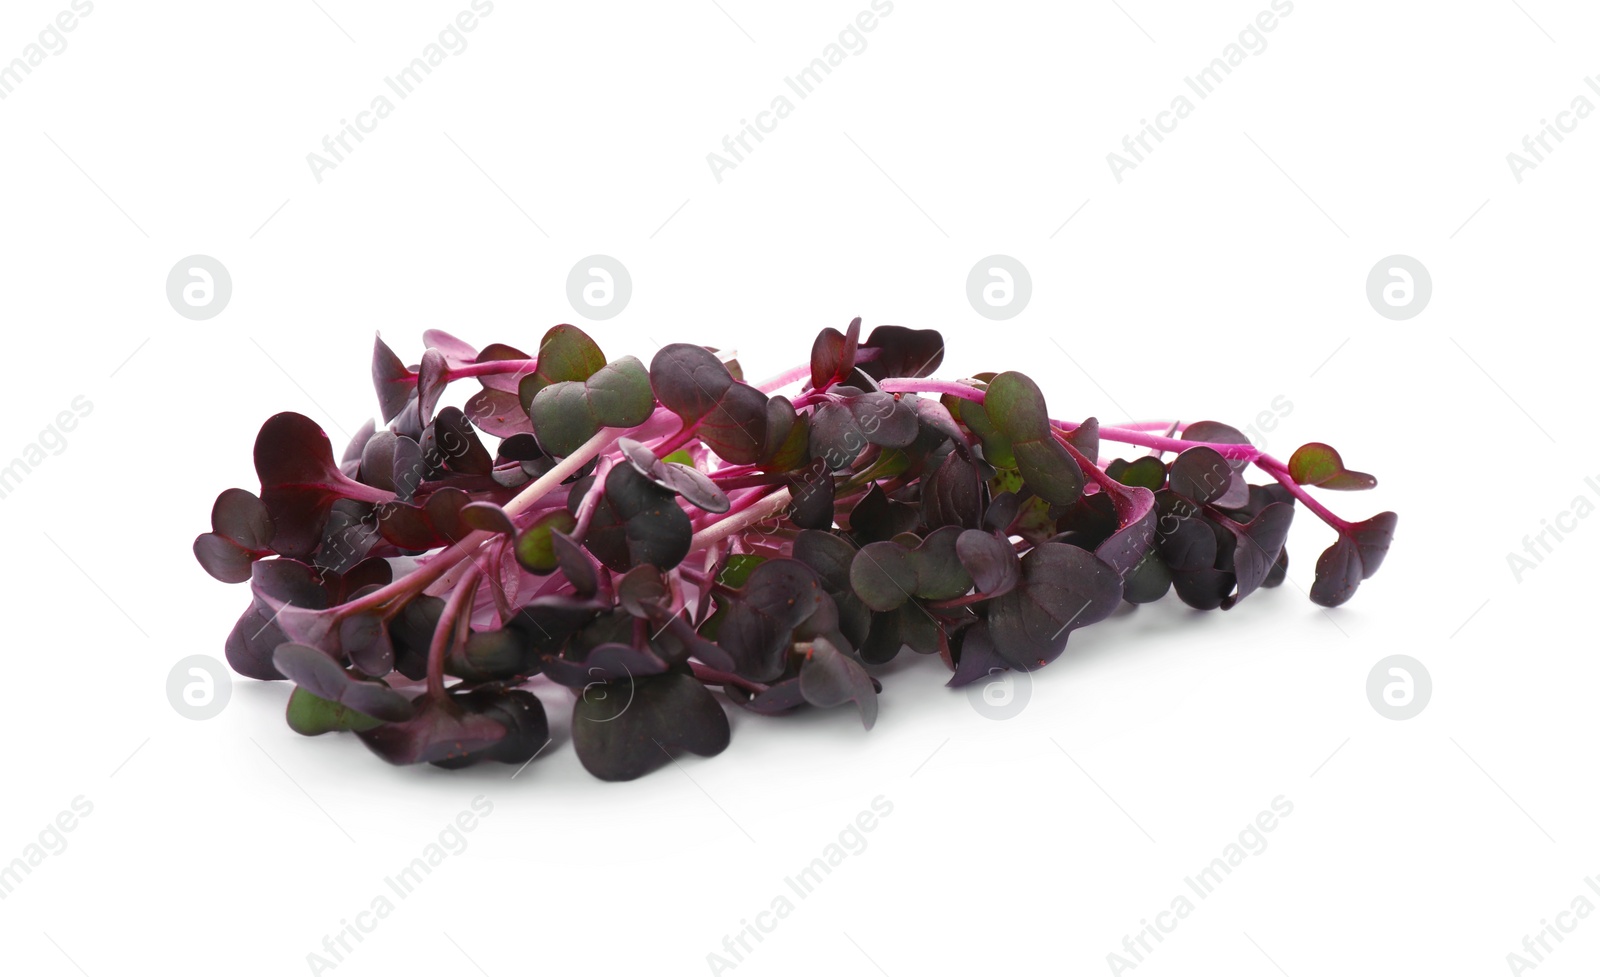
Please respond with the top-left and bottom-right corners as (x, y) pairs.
(194, 488), (276, 583)
(840, 388), (919, 448)
(1214, 502), (1293, 609)
(571, 671), (731, 781)
(987, 542), (1122, 669)
(1310, 511), (1398, 607)
(1169, 446), (1235, 506)
(858, 602), (944, 663)
(809, 401), (867, 471)
(255, 413), (394, 558)
(956, 528), (1021, 597)
(580, 464), (694, 573)
(948, 377), (1015, 469)
(1181, 421), (1251, 508)
(376, 487), (472, 551)
(717, 559), (825, 680)
(518, 324), (608, 405)
(527, 356), (655, 457)
(849, 527), (973, 612)
(983, 372), (1084, 506)
(650, 344), (771, 464)
(855, 325), (944, 380)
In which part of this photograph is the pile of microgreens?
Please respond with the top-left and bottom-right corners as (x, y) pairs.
(195, 320), (1395, 779)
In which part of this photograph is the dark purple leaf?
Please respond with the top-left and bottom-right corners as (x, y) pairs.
(987, 542), (1122, 669)
(571, 671), (731, 782)
(798, 636), (877, 729)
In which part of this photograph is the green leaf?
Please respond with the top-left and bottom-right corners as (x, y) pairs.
(286, 686), (386, 736)
(528, 356), (655, 456)
(518, 324), (607, 408)
(848, 527), (973, 611)
(1288, 442), (1377, 490)
(716, 553), (767, 588)
(983, 372), (1083, 505)
(1107, 456), (1166, 491)
(946, 379), (1015, 468)
(514, 510), (578, 574)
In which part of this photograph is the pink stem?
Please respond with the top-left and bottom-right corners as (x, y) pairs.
(568, 457), (614, 541)
(447, 359), (540, 381)
(873, 375), (1356, 536)
(427, 563), (481, 701)
(1094, 426), (1258, 460)
(344, 427), (620, 617)
(755, 363), (813, 394)
(650, 423), (697, 457)
(878, 378), (985, 402)
(690, 487), (792, 552)
(1254, 454), (1351, 532)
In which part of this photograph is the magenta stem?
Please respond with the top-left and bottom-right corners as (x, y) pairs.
(878, 377), (985, 403)
(873, 375), (1355, 536)
(427, 563), (481, 701)
(755, 363), (813, 394)
(1254, 454), (1351, 532)
(690, 487), (791, 552)
(343, 427), (620, 618)
(447, 359), (540, 381)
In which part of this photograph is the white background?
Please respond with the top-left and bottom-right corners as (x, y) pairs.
(2, 1), (1596, 974)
